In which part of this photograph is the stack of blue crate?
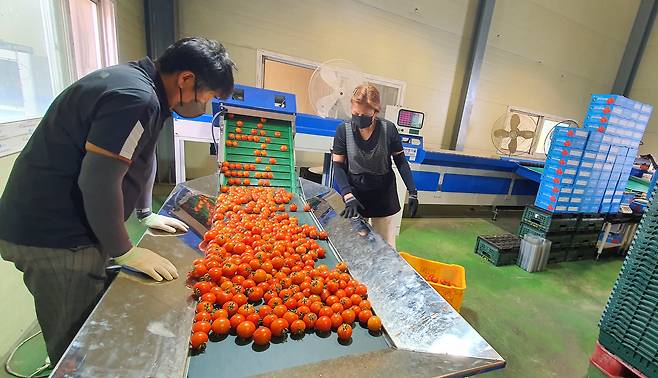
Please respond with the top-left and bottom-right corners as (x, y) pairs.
(536, 127), (590, 213)
(536, 94), (652, 214)
(584, 94), (652, 213)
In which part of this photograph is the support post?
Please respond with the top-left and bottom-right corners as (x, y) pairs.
(451, 0), (496, 151)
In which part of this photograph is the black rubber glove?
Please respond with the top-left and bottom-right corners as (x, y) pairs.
(340, 196), (364, 218)
(408, 191), (419, 218)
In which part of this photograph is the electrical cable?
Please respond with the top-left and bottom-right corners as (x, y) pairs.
(5, 331), (51, 378)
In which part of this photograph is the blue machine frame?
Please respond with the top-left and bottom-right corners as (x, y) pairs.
(176, 85), (541, 207)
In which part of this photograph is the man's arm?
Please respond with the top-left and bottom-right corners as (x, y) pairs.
(78, 143), (132, 257)
(135, 149), (156, 219)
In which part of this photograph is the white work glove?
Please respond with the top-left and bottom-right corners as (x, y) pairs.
(114, 246), (179, 281)
(140, 213), (189, 233)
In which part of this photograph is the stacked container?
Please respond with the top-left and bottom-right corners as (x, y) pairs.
(598, 183), (658, 377)
(584, 94), (652, 213)
(535, 94), (652, 214)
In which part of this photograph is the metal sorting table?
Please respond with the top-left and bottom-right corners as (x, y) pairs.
(51, 174), (505, 377)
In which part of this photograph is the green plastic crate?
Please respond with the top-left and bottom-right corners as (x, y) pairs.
(565, 247), (596, 261)
(599, 330), (658, 378)
(221, 114), (296, 192)
(518, 222), (573, 250)
(474, 234), (520, 266)
(547, 250), (567, 264)
(521, 206), (579, 233)
(571, 232), (600, 248)
(577, 216), (605, 232)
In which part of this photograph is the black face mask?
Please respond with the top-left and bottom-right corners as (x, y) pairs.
(173, 87), (206, 118)
(352, 114), (374, 129)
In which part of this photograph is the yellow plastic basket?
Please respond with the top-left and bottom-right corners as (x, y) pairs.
(399, 252), (466, 312)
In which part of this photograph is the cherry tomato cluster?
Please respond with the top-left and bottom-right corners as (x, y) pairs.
(425, 274), (453, 287)
(188, 186), (382, 351)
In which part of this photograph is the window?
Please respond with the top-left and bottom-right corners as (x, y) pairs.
(507, 107), (578, 156)
(257, 50), (406, 119)
(0, 0), (118, 156)
(68, 0), (118, 78)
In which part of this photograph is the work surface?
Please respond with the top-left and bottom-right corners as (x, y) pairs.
(50, 175), (504, 377)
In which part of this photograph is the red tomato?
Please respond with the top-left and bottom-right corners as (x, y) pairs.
(358, 309), (373, 324)
(201, 293), (216, 304)
(326, 295), (339, 306)
(262, 314), (278, 328)
(355, 284), (368, 297)
(230, 314), (245, 330)
(190, 331), (208, 349)
(233, 293), (248, 306)
(238, 303), (255, 317)
(330, 313), (344, 330)
(349, 294), (362, 306)
(192, 321), (212, 334)
(270, 318), (289, 337)
(341, 309), (356, 325)
(211, 318), (231, 335)
(253, 326), (272, 345)
(367, 316), (382, 332)
(193, 281), (213, 297)
(212, 309), (229, 320)
(290, 319), (306, 336)
(196, 301), (213, 314)
(236, 320), (256, 339)
(258, 305), (273, 317)
(331, 303), (344, 314)
(273, 305), (288, 318)
(315, 316), (332, 332)
(303, 313), (318, 329)
(318, 306), (334, 318)
(222, 301), (238, 316)
(194, 311), (212, 322)
(283, 311), (299, 325)
(247, 287), (264, 302)
(359, 299), (371, 310)
(337, 323), (352, 341)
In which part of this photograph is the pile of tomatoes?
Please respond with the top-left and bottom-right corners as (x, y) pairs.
(188, 186), (382, 351)
(424, 274), (453, 287)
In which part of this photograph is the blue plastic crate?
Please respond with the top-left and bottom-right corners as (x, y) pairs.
(590, 94), (652, 114)
(552, 126), (589, 139)
(552, 135), (587, 149)
(588, 104), (644, 119)
(545, 154), (581, 167)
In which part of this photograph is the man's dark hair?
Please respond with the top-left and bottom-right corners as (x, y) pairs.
(157, 37), (236, 99)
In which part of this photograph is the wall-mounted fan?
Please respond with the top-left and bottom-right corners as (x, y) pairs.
(308, 59), (366, 120)
(491, 112), (539, 156)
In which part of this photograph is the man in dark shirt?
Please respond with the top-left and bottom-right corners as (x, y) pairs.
(0, 37), (235, 364)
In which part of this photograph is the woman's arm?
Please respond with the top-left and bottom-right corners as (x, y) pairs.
(333, 153), (353, 198)
(392, 150), (417, 194)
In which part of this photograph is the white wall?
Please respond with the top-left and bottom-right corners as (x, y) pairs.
(629, 17), (658, 155)
(178, 0), (476, 176)
(464, 0), (640, 155)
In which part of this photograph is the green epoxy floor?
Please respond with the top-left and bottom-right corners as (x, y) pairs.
(397, 216), (622, 378)
(2, 201), (621, 377)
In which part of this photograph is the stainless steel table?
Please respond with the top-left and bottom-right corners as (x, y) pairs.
(51, 174), (505, 377)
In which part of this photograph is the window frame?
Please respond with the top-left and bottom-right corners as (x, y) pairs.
(507, 105), (577, 156)
(0, 0), (119, 158)
(255, 49), (407, 110)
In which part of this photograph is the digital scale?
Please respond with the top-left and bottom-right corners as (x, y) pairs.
(384, 105), (425, 164)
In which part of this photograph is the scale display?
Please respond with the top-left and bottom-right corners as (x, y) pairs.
(397, 108), (424, 129)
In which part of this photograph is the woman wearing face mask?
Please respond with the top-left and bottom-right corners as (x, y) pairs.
(331, 84), (418, 247)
